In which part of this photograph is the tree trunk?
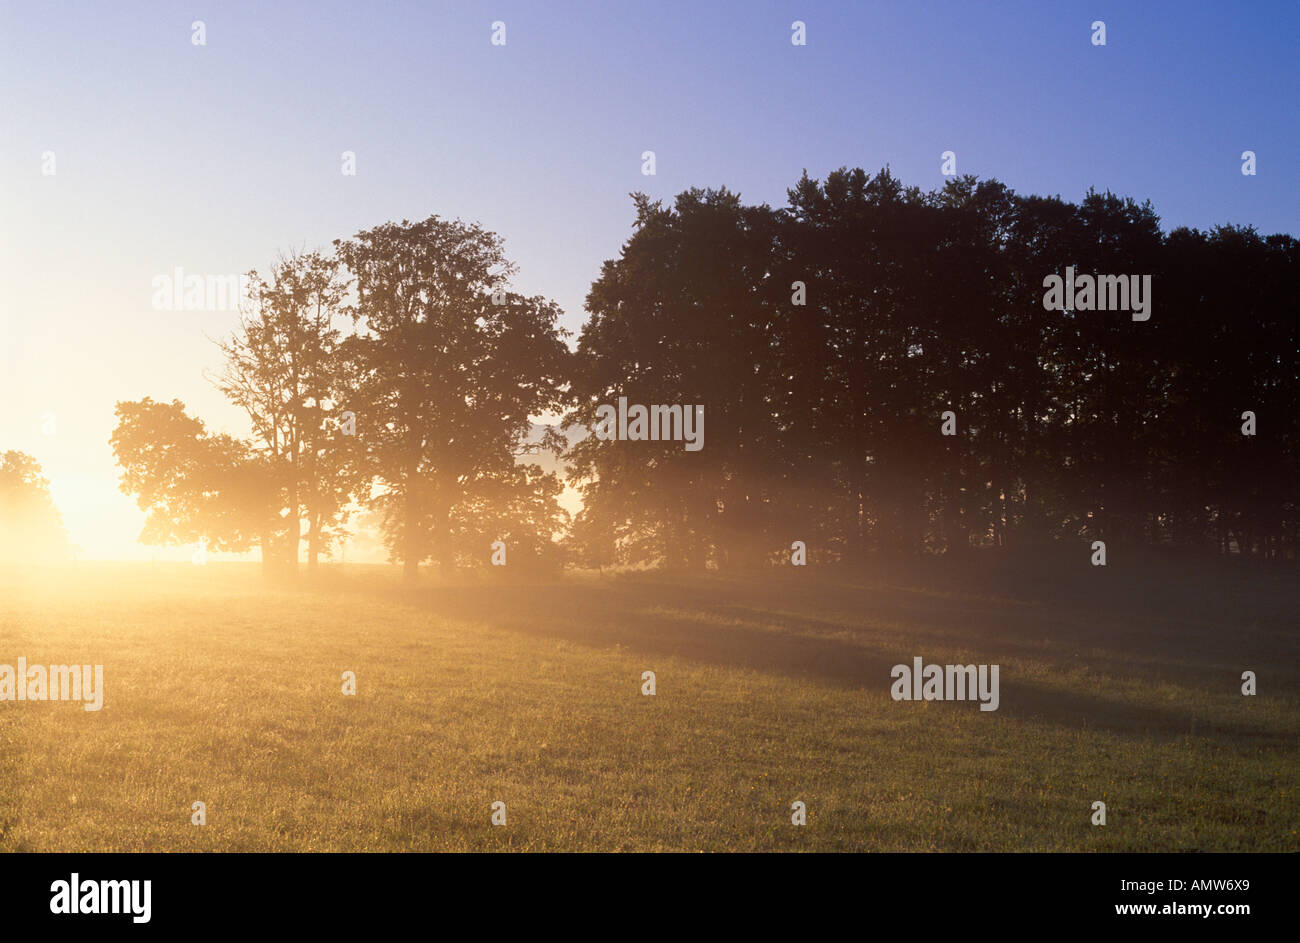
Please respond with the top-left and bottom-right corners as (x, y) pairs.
(433, 501), (453, 576)
(306, 508), (320, 573)
(403, 477), (419, 582)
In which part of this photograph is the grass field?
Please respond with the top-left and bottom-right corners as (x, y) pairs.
(0, 553), (1295, 852)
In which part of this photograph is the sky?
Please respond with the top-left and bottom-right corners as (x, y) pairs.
(0, 0), (1295, 560)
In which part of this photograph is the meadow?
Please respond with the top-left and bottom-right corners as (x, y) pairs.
(0, 552), (1294, 852)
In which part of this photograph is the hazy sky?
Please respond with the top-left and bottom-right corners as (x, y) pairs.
(1, 0), (1295, 559)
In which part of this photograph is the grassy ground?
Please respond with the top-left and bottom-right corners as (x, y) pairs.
(0, 553), (1295, 851)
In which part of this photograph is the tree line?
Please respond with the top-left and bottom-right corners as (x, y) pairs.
(104, 168), (1298, 576)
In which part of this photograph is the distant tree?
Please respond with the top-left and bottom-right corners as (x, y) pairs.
(0, 451), (69, 562)
(110, 398), (280, 574)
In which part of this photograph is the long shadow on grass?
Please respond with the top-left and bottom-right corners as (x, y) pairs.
(325, 574), (1295, 749)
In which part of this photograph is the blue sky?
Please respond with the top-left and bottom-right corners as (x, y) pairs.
(1, 0), (1295, 557)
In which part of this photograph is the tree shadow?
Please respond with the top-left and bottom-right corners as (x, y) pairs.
(321, 569), (1297, 749)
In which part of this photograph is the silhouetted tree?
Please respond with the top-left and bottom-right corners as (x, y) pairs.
(212, 250), (364, 575)
(335, 216), (572, 578)
(568, 189), (782, 569)
(110, 398), (280, 574)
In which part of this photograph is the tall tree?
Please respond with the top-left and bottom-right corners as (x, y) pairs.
(335, 217), (572, 578)
(569, 189), (781, 570)
(212, 250), (363, 575)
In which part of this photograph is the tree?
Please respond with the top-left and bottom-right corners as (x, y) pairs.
(0, 451), (69, 562)
(568, 189), (782, 570)
(212, 250), (363, 575)
(335, 216), (572, 579)
(783, 168), (942, 559)
(110, 398), (279, 572)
